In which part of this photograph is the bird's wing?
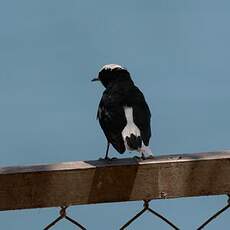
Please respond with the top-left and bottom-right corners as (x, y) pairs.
(128, 86), (151, 146)
(97, 90), (126, 153)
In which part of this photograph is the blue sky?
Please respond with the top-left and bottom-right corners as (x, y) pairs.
(0, 0), (230, 229)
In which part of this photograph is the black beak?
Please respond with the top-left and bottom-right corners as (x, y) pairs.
(91, 78), (99, 82)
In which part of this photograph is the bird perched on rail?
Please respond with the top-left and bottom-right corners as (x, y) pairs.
(92, 64), (153, 160)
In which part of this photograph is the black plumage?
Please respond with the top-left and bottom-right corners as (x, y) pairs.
(92, 64), (152, 159)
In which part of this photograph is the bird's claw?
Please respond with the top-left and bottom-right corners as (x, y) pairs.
(133, 154), (154, 161)
(98, 156), (117, 161)
(98, 157), (110, 161)
(133, 156), (142, 161)
(141, 154), (154, 160)
(146, 155), (154, 159)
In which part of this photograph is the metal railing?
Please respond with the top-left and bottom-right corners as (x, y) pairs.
(0, 151), (229, 229)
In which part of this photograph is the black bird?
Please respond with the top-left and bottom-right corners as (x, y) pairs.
(92, 64), (153, 159)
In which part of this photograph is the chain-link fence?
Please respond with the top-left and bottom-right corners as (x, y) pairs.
(43, 195), (230, 229)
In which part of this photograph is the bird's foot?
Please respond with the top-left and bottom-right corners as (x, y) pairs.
(141, 153), (154, 160)
(98, 156), (117, 161)
(133, 153), (154, 161)
(98, 157), (110, 161)
(133, 156), (142, 161)
(133, 154), (154, 161)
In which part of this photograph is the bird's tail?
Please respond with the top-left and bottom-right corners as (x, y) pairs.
(125, 134), (142, 150)
(125, 134), (153, 158)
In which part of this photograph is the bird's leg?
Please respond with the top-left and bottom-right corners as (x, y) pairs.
(104, 141), (110, 160)
(141, 152), (146, 160)
(98, 142), (117, 161)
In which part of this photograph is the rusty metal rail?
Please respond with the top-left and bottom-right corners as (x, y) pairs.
(0, 150), (230, 229)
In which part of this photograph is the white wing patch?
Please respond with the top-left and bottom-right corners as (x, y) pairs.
(122, 106), (153, 157)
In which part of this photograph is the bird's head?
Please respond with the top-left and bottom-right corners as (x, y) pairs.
(92, 64), (132, 88)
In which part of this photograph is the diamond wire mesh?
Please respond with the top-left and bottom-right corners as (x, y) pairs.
(120, 200), (180, 230)
(42, 195), (230, 230)
(43, 206), (86, 230)
(196, 195), (230, 230)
